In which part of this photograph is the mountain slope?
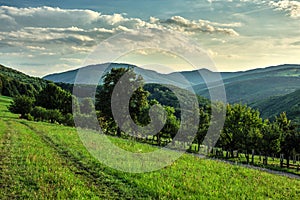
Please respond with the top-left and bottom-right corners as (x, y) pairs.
(44, 63), (193, 88)
(0, 64), (49, 97)
(251, 89), (300, 123)
(193, 64), (300, 104)
(44, 63), (243, 88)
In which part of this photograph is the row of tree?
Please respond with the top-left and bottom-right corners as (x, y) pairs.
(9, 83), (73, 126)
(92, 67), (300, 167)
(8, 67), (300, 168)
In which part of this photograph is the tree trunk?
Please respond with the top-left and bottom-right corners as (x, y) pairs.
(263, 155), (268, 165)
(287, 156), (290, 168)
(117, 127), (121, 137)
(246, 154), (250, 164)
(230, 150), (234, 158)
(157, 135), (161, 146)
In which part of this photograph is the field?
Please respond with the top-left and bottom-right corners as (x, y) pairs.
(1, 95), (300, 199)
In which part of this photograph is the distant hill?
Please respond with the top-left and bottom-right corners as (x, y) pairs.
(0, 64), (48, 97)
(44, 63), (216, 88)
(193, 64), (300, 104)
(251, 89), (300, 123)
(44, 63), (300, 104)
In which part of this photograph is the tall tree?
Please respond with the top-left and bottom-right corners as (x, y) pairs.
(276, 112), (300, 167)
(260, 120), (281, 165)
(220, 104), (263, 160)
(95, 67), (149, 137)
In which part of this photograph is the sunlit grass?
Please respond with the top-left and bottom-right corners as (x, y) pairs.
(1, 95), (300, 199)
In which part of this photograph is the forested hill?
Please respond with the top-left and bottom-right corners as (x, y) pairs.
(0, 64), (49, 97)
(193, 64), (300, 104)
(251, 89), (300, 123)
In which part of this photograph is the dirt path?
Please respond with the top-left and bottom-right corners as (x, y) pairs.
(195, 154), (300, 180)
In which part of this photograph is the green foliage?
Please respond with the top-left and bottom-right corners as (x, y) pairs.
(0, 64), (48, 97)
(80, 98), (95, 115)
(260, 120), (281, 157)
(8, 95), (34, 118)
(252, 89), (300, 124)
(36, 83), (72, 114)
(276, 112), (300, 166)
(220, 104), (263, 160)
(96, 67), (150, 136)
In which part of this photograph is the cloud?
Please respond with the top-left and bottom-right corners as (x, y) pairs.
(160, 16), (240, 36)
(269, 0), (300, 18)
(0, 6), (240, 53)
(0, 6), (242, 76)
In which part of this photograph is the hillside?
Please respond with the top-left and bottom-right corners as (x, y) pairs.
(193, 64), (300, 104)
(44, 63), (300, 104)
(1, 95), (300, 199)
(44, 63), (195, 88)
(0, 64), (48, 97)
(251, 89), (300, 123)
(43, 62), (246, 88)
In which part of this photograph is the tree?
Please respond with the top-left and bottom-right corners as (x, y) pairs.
(9, 95), (34, 118)
(156, 106), (179, 146)
(80, 98), (95, 115)
(0, 78), (2, 94)
(36, 83), (72, 114)
(260, 120), (281, 165)
(95, 67), (149, 137)
(220, 104), (263, 161)
(195, 107), (210, 152)
(276, 112), (300, 167)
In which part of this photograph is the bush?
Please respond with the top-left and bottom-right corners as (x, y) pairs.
(31, 106), (48, 121)
(24, 113), (34, 121)
(9, 95), (34, 118)
(62, 113), (75, 126)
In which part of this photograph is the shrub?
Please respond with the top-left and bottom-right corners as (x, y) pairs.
(9, 95), (34, 118)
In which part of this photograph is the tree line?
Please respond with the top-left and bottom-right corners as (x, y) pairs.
(8, 67), (300, 168)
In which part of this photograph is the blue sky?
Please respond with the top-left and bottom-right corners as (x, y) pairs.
(0, 0), (299, 76)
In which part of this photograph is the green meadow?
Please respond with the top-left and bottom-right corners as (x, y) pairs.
(1, 95), (300, 199)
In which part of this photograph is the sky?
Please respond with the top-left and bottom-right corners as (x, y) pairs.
(0, 0), (299, 76)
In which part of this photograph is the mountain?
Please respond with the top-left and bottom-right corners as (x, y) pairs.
(250, 89), (300, 123)
(0, 64), (49, 97)
(44, 63), (214, 88)
(44, 63), (300, 104)
(193, 64), (300, 104)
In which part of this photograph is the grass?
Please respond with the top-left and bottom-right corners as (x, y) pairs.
(1, 95), (300, 199)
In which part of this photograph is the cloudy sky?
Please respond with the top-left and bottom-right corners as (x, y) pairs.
(0, 0), (299, 76)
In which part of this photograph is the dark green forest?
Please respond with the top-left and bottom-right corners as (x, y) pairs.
(0, 64), (48, 97)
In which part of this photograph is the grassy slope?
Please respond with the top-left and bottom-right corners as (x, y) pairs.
(1, 95), (300, 199)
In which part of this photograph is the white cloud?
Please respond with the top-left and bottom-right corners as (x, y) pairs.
(160, 16), (240, 36)
(0, 6), (240, 58)
(269, 0), (300, 18)
(0, 6), (242, 76)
